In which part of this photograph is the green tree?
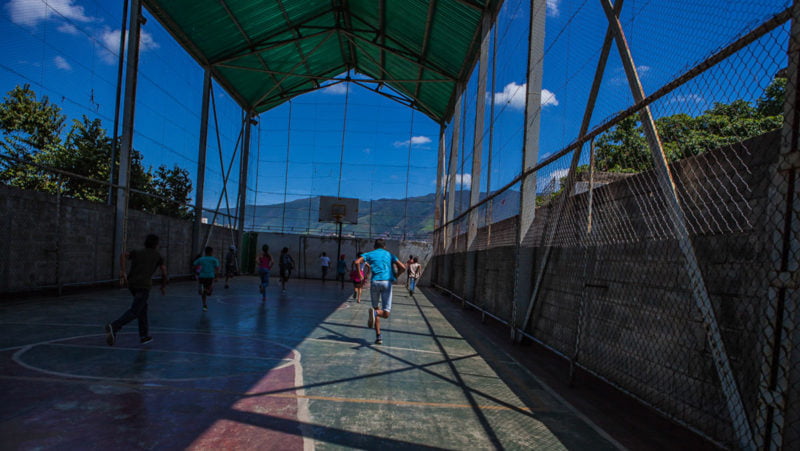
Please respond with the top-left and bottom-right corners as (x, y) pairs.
(0, 84), (65, 190)
(50, 116), (113, 201)
(149, 164), (193, 218)
(594, 115), (650, 172)
(756, 76), (786, 117)
(0, 85), (194, 219)
(594, 77), (785, 173)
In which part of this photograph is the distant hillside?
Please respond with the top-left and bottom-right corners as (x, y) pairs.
(218, 190), (520, 238)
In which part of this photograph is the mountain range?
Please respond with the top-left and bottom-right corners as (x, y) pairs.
(215, 190), (521, 238)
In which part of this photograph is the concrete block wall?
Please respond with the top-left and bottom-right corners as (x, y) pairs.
(0, 185), (236, 293)
(431, 130), (780, 446)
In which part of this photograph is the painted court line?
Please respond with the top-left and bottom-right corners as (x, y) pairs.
(11, 334), (301, 383)
(41, 340), (297, 364)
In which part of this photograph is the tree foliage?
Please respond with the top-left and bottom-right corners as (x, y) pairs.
(0, 85), (65, 191)
(594, 77), (785, 173)
(0, 85), (192, 218)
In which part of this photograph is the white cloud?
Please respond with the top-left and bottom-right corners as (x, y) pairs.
(541, 88), (559, 107)
(7, 0), (94, 27)
(57, 22), (79, 35)
(53, 55), (71, 71)
(450, 173), (472, 188)
(97, 28), (159, 64)
(547, 0), (561, 17)
(393, 135), (432, 148)
(491, 82), (558, 110)
(321, 83), (348, 95)
(494, 81), (526, 110)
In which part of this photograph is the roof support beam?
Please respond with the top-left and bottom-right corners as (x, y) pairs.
(332, 0), (352, 71)
(277, 0), (315, 75)
(341, 0), (359, 67)
(143, 0), (250, 110)
(217, 64), (452, 83)
(379, 0), (386, 81)
(349, 79), (438, 120)
(252, 30), (339, 108)
(211, 29), (332, 66)
(347, 36), (442, 120)
(209, 8), (332, 64)
(413, 0), (438, 101)
(218, 0), (285, 97)
(450, 0), (484, 12)
(347, 12), (459, 81)
(341, 29), (456, 82)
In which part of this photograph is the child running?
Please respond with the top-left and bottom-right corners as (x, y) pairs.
(350, 255), (365, 303)
(408, 256), (422, 295)
(336, 254), (347, 289)
(278, 247), (294, 293)
(105, 234), (167, 346)
(193, 246), (220, 312)
(354, 239), (405, 345)
(256, 244), (273, 302)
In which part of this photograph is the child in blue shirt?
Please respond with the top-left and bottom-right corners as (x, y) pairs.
(193, 246), (220, 312)
(354, 239), (406, 345)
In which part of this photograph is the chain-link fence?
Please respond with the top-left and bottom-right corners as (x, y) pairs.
(0, 0), (439, 296)
(432, 0), (798, 448)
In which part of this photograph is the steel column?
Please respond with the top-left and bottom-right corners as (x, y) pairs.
(192, 69), (212, 255)
(601, 0), (755, 448)
(467, 12), (491, 251)
(237, 112), (253, 251)
(445, 91), (463, 251)
(112, 0), (143, 277)
(519, 0), (622, 337)
(434, 123), (446, 254)
(511, 0), (546, 337)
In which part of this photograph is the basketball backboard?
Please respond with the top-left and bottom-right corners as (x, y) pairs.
(319, 196), (359, 224)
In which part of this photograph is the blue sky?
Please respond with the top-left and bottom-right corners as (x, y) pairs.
(0, 0), (791, 221)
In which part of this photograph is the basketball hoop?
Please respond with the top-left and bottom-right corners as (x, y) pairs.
(318, 196), (358, 225)
(331, 204), (346, 224)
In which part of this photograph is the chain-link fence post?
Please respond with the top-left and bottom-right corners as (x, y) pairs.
(757, 2), (800, 448)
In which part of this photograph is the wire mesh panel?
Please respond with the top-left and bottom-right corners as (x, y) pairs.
(431, 0), (798, 447)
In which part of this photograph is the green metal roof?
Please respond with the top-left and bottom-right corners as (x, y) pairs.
(143, 0), (502, 123)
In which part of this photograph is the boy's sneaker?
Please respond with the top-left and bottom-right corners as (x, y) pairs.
(203, 305), (208, 312)
(104, 323), (116, 346)
(140, 336), (153, 344)
(367, 307), (375, 328)
(375, 335), (383, 345)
